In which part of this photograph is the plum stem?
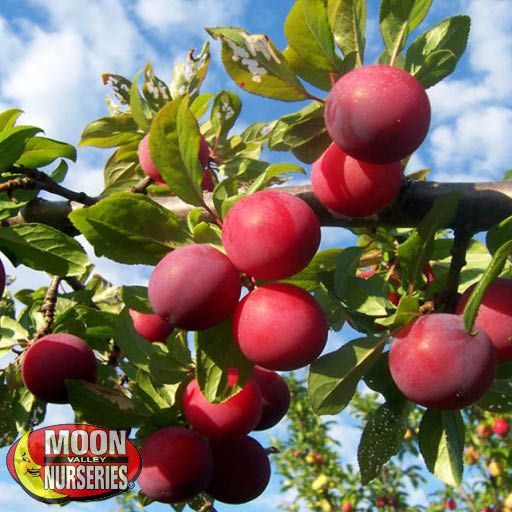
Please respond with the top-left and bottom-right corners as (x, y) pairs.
(129, 176), (153, 194)
(436, 229), (473, 314)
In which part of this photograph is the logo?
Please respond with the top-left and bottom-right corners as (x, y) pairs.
(6, 424), (142, 504)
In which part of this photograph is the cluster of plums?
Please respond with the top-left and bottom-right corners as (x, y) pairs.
(389, 278), (512, 410)
(312, 64), (431, 217)
(138, 366), (291, 504)
(130, 129), (331, 503)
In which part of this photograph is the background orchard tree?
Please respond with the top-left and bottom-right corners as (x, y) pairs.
(1, 0), (512, 511)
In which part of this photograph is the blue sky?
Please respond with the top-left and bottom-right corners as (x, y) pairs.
(0, 0), (511, 511)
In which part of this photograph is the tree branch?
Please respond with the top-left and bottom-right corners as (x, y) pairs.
(5, 180), (512, 235)
(11, 166), (98, 206)
(155, 180), (512, 233)
(33, 276), (61, 340)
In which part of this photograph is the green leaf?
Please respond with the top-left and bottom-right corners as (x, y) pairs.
(207, 26), (310, 101)
(102, 73), (132, 105)
(477, 379), (512, 413)
(314, 284), (345, 331)
(142, 61), (172, 112)
(122, 286), (152, 314)
(130, 70), (151, 131)
(67, 380), (149, 428)
(50, 160), (69, 183)
(364, 352), (404, 403)
(190, 93), (214, 120)
(334, 246), (365, 297)
(0, 223), (89, 277)
(70, 193), (190, 265)
(211, 90), (242, 139)
(0, 316), (29, 359)
(308, 336), (385, 414)
(0, 109), (24, 131)
(284, 248), (342, 291)
(16, 136), (77, 168)
(358, 401), (409, 484)
(397, 192), (460, 286)
(419, 409), (464, 487)
(114, 309), (158, 372)
(376, 295), (420, 327)
(148, 354), (188, 387)
(476, 378), (512, 414)
(285, 0), (340, 72)
(79, 115), (141, 148)
(283, 46), (333, 91)
(149, 97), (204, 206)
(246, 163), (305, 195)
(195, 319), (253, 403)
(379, 0), (432, 64)
(169, 42), (210, 100)
(102, 151), (139, 194)
(487, 214), (512, 255)
(13, 386), (46, 433)
(0, 126), (43, 172)
(267, 101), (331, 162)
(327, 0), (366, 65)
(463, 239), (512, 334)
(405, 15), (470, 88)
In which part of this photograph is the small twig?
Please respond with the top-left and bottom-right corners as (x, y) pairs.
(11, 166), (98, 206)
(455, 485), (478, 511)
(265, 446), (280, 455)
(197, 502), (217, 512)
(129, 177), (153, 194)
(64, 276), (86, 291)
(33, 276), (61, 340)
(436, 229), (473, 313)
(0, 177), (36, 193)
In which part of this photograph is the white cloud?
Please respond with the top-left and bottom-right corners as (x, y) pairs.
(1, 1), (150, 141)
(134, 0), (246, 37)
(429, 106), (512, 180)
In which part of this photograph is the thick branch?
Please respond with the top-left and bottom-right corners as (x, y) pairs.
(155, 180), (512, 233)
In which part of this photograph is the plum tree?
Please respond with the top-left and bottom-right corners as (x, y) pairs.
(389, 314), (496, 409)
(233, 283), (328, 371)
(456, 278), (512, 361)
(148, 244), (241, 330)
(21, 333), (97, 403)
(252, 366), (291, 431)
(128, 309), (173, 342)
(325, 65), (431, 163)
(221, 190), (321, 280)
(182, 369), (262, 439)
(137, 427), (213, 503)
(206, 436), (271, 504)
(312, 143), (403, 217)
(2, 1), (511, 510)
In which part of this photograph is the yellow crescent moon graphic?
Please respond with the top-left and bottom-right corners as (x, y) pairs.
(14, 431), (68, 503)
